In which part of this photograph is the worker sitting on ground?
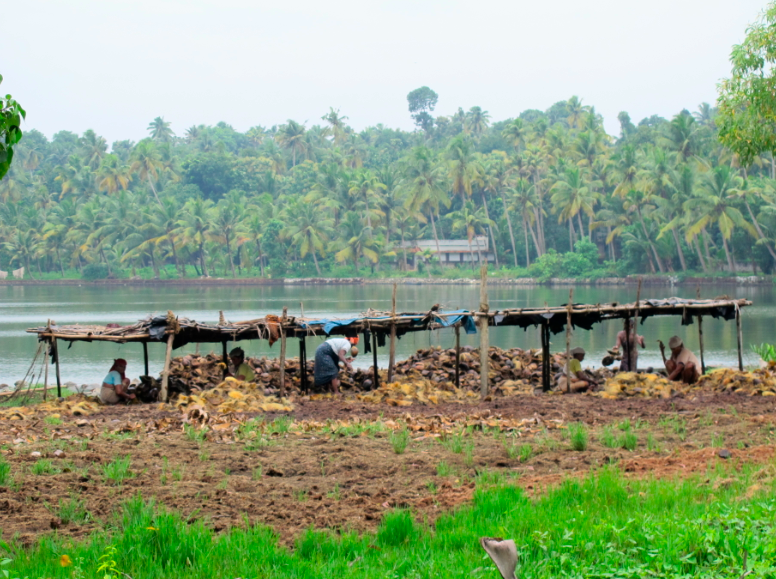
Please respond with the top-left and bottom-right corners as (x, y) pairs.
(612, 319), (645, 372)
(659, 336), (700, 384)
(557, 347), (598, 392)
(227, 347), (255, 382)
(100, 358), (136, 404)
(314, 337), (358, 394)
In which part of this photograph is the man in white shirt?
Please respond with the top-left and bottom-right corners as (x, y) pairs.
(313, 337), (358, 394)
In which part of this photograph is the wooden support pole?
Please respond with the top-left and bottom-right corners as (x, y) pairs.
(479, 265), (490, 397)
(696, 285), (705, 375)
(43, 341), (49, 401)
(736, 305), (744, 371)
(564, 289), (574, 393)
(52, 336), (62, 398)
(541, 322), (551, 392)
(372, 331), (379, 389)
(454, 324), (461, 389)
(299, 337), (307, 393)
(143, 341), (149, 377)
(222, 340), (229, 379)
(280, 306), (288, 395)
(387, 283), (397, 384)
(160, 332), (175, 402)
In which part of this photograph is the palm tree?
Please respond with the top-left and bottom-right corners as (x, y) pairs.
(348, 169), (385, 231)
(3, 228), (39, 279)
(96, 154), (131, 194)
(148, 117), (174, 142)
(401, 146), (450, 253)
(566, 96), (589, 129)
(212, 191), (245, 277)
(446, 201), (494, 267)
(464, 107), (491, 136)
(177, 198), (215, 276)
(507, 178), (541, 267)
(550, 167), (597, 249)
(321, 108), (349, 145)
(685, 166), (756, 271)
(130, 140), (164, 205)
(663, 111), (701, 162)
(275, 120), (307, 167)
(154, 197), (184, 276)
(334, 212), (378, 273)
(501, 119), (530, 153)
(447, 136), (481, 204)
(80, 130), (108, 170)
(284, 200), (332, 275)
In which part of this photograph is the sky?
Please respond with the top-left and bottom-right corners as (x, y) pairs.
(2, 0), (769, 145)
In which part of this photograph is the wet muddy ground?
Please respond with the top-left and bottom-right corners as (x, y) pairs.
(1, 393), (775, 545)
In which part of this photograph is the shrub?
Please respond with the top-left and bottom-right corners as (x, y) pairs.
(81, 263), (110, 280)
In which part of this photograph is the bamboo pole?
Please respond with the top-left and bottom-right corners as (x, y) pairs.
(52, 336), (62, 398)
(479, 265), (489, 397)
(736, 305), (744, 371)
(221, 340), (229, 379)
(372, 331), (379, 389)
(564, 289), (573, 393)
(299, 337), (307, 393)
(43, 341), (49, 401)
(160, 332), (175, 402)
(387, 283), (397, 383)
(143, 341), (149, 377)
(454, 324), (461, 389)
(696, 286), (705, 375)
(279, 306), (288, 395)
(541, 322), (551, 392)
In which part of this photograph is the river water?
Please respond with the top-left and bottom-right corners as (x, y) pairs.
(1, 283), (771, 386)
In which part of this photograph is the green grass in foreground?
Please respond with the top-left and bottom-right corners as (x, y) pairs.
(2, 465), (776, 578)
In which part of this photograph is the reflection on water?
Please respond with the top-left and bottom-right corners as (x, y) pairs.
(0, 283), (771, 386)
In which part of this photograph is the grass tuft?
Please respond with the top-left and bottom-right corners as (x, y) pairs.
(389, 427), (410, 455)
(568, 422), (588, 451)
(102, 455), (133, 484)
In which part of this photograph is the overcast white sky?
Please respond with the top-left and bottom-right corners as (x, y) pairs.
(2, 0), (768, 145)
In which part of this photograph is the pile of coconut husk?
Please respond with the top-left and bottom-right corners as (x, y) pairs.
(0, 393), (102, 420)
(171, 377), (294, 415)
(356, 379), (480, 406)
(598, 372), (676, 399)
(688, 366), (776, 396)
(166, 346), (614, 397)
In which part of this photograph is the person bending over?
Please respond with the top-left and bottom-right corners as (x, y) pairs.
(660, 336), (700, 384)
(313, 337), (358, 394)
(100, 358), (136, 404)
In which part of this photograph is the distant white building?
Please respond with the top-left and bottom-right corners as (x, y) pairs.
(399, 236), (496, 266)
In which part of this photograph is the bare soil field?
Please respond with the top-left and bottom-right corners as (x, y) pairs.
(1, 393), (775, 546)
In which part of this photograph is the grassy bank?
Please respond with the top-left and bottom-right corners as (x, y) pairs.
(3, 464), (775, 579)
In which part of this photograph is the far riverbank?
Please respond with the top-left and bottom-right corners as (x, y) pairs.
(0, 275), (772, 287)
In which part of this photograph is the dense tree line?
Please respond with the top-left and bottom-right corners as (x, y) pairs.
(2, 92), (776, 280)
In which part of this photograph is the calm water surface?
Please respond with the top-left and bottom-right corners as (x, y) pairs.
(0, 283), (772, 386)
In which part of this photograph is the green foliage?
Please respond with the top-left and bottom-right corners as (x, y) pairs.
(6, 468), (776, 579)
(376, 509), (420, 547)
(102, 456), (133, 484)
(0, 74), (26, 180)
(81, 263), (111, 280)
(718, 3), (776, 165)
(0, 456), (10, 485)
(751, 342), (776, 363)
(56, 494), (90, 525)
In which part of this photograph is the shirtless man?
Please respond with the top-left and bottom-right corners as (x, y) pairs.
(613, 320), (645, 372)
(659, 336), (701, 384)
